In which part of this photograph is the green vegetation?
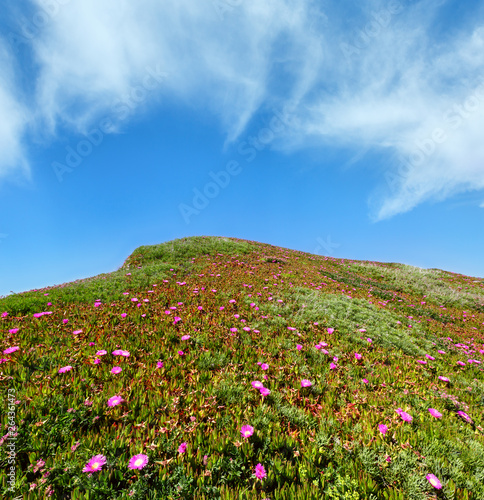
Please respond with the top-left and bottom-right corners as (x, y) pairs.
(1, 236), (483, 498)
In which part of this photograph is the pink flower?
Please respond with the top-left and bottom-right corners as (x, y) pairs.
(457, 411), (472, 423)
(82, 454), (107, 473)
(255, 463), (266, 480)
(426, 473), (442, 489)
(178, 442), (187, 454)
(229, 299), (236, 303)
(230, 328), (238, 333)
(111, 367), (122, 374)
(366, 338), (372, 343)
(156, 361), (164, 369)
(327, 328), (334, 334)
(330, 363), (337, 370)
(63, 319), (68, 324)
(73, 330), (83, 335)
(121, 313), (127, 318)
(9, 328), (19, 334)
(107, 396), (124, 407)
(251, 381), (264, 389)
(296, 344), (302, 350)
(96, 350), (107, 356)
(362, 378), (369, 384)
(261, 363), (269, 370)
(378, 424), (388, 435)
(260, 387), (271, 396)
(425, 354), (435, 360)
(128, 454), (149, 470)
(428, 408), (442, 419)
(416, 360), (427, 365)
(94, 358), (101, 364)
(438, 376), (450, 382)
(354, 353), (362, 360)
(58, 365), (73, 374)
(301, 379), (312, 388)
(287, 327), (296, 331)
(396, 408), (412, 422)
(241, 425), (254, 438)
(3, 346), (19, 355)
(174, 317), (182, 324)
(178, 350), (184, 356)
(181, 335), (191, 341)
(438, 350), (446, 354)
(457, 361), (466, 366)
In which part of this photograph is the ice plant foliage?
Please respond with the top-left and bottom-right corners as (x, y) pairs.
(1, 236), (483, 497)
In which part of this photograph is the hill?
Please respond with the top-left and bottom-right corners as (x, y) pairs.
(1, 236), (483, 499)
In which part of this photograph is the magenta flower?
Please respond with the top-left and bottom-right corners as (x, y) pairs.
(156, 361), (164, 369)
(96, 350), (107, 356)
(241, 425), (254, 438)
(63, 319), (68, 324)
(9, 328), (19, 334)
(416, 360), (427, 365)
(426, 473), (442, 489)
(354, 353), (362, 360)
(438, 350), (446, 354)
(111, 367), (122, 374)
(330, 363), (337, 370)
(174, 316), (182, 324)
(327, 328), (335, 334)
(296, 344), (302, 350)
(251, 381), (264, 389)
(58, 365), (73, 374)
(457, 411), (472, 423)
(301, 379), (312, 388)
(378, 424), (388, 435)
(128, 454), (149, 470)
(425, 354), (435, 360)
(438, 376), (450, 382)
(82, 454), (106, 473)
(362, 378), (369, 384)
(261, 363), (269, 370)
(457, 361), (466, 366)
(3, 346), (19, 355)
(428, 408), (442, 419)
(121, 313), (127, 318)
(396, 408), (412, 422)
(73, 330), (83, 335)
(107, 396), (124, 407)
(178, 442), (187, 454)
(178, 350), (184, 356)
(366, 338), (372, 343)
(255, 463), (266, 480)
(260, 387), (271, 396)
(112, 350), (123, 356)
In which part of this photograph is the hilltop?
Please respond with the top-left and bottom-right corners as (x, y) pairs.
(1, 236), (483, 499)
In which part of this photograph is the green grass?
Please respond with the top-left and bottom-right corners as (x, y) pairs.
(0, 236), (483, 499)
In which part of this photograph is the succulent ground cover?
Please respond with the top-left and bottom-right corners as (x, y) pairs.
(1, 236), (483, 499)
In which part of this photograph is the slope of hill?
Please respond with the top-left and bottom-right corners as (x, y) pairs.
(1, 236), (483, 499)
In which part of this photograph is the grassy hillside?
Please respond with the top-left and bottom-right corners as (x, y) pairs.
(1, 236), (483, 499)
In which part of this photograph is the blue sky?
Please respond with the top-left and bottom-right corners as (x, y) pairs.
(1, 0), (484, 297)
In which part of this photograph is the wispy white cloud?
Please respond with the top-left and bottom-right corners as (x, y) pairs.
(0, 40), (30, 180)
(2, 0), (484, 219)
